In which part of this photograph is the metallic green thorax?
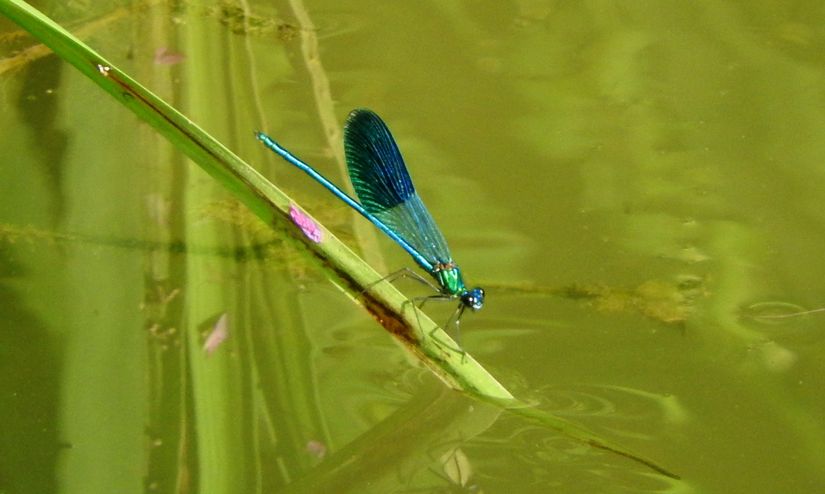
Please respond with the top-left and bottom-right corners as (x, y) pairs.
(432, 262), (485, 312)
(433, 262), (466, 295)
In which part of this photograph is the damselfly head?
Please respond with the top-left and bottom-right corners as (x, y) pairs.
(461, 288), (485, 311)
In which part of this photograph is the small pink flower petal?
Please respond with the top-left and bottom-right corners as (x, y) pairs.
(154, 47), (186, 66)
(289, 205), (323, 243)
(204, 313), (229, 356)
(306, 440), (327, 459)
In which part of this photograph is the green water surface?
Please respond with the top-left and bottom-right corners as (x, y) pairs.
(2, 1), (825, 493)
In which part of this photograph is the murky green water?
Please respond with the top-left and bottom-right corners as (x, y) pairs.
(3, 1), (825, 492)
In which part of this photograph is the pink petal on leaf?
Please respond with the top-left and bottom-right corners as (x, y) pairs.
(289, 205), (323, 243)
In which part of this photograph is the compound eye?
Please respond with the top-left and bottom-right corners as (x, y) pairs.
(464, 288), (485, 311)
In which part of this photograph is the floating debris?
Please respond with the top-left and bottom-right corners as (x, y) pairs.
(559, 277), (705, 325)
(204, 313), (229, 356)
